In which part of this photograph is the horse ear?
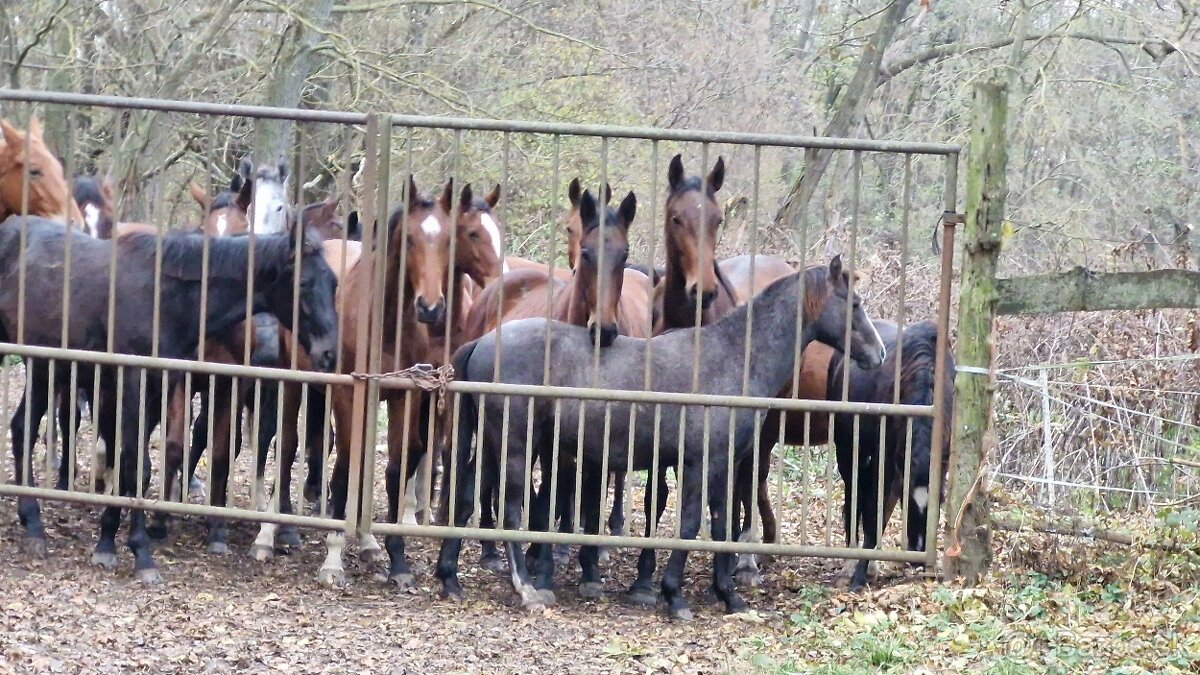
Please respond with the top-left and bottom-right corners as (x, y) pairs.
(828, 255), (844, 286)
(667, 154), (684, 192)
(440, 178), (455, 214)
(617, 191), (637, 231)
(707, 156), (725, 195)
(485, 183), (501, 208)
(238, 158), (253, 184)
(604, 183), (613, 205)
(277, 160), (289, 181)
(301, 225), (322, 255)
(1, 119), (24, 150)
(235, 173), (253, 212)
(188, 182), (210, 212)
(459, 182), (474, 212)
(407, 175), (420, 208)
(568, 177), (581, 207)
(579, 189), (598, 230)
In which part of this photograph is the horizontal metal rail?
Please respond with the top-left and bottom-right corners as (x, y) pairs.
(0, 341), (935, 417)
(0, 484), (345, 531)
(0, 342), (350, 386)
(372, 521), (929, 562)
(0, 88), (962, 154)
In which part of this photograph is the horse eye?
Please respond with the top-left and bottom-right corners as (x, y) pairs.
(671, 216), (682, 227)
(28, 167), (43, 179)
(468, 231), (481, 240)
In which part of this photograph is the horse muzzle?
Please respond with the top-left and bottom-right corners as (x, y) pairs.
(589, 323), (618, 348)
(686, 286), (717, 311)
(415, 297), (446, 325)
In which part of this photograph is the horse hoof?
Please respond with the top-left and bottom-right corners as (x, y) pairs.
(360, 547), (384, 564)
(579, 582), (604, 600)
(668, 606), (694, 622)
(389, 573), (416, 591)
(135, 568), (164, 585)
(849, 580), (867, 593)
(735, 569), (764, 588)
(250, 544), (275, 562)
(441, 588), (464, 603)
(318, 567), (346, 587)
(726, 596), (750, 614)
(536, 589), (557, 606)
(625, 587), (658, 607)
(207, 542), (230, 556)
(597, 547), (610, 564)
(480, 555), (506, 574)
(24, 537), (47, 557)
(278, 529), (303, 548)
(91, 551), (118, 570)
(830, 574), (852, 589)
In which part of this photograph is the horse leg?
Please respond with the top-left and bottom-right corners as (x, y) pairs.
(709, 463), (748, 614)
(626, 466), (670, 605)
(436, 392), (480, 601)
(149, 379), (189, 540)
(660, 460), (704, 621)
(381, 396), (422, 589)
(54, 389), (80, 491)
(12, 362), (50, 554)
(303, 388), (329, 506)
(600, 470), (627, 564)
(253, 382), (302, 560)
(203, 377), (235, 555)
(577, 462), (606, 600)
(477, 448), (504, 573)
(500, 439), (552, 612)
(319, 386), (356, 586)
(849, 458), (882, 592)
(732, 456), (765, 587)
(91, 379), (121, 570)
(551, 458), (575, 565)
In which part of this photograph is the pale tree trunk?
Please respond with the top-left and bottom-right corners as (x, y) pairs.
(256, 0), (336, 171)
(773, 0), (914, 234)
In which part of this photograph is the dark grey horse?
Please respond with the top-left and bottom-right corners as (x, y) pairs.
(437, 255), (886, 620)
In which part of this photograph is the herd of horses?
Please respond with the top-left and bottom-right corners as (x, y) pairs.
(0, 115), (954, 620)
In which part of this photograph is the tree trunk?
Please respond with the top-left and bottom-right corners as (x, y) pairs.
(944, 81), (1008, 585)
(256, 0), (336, 170)
(773, 0), (913, 234)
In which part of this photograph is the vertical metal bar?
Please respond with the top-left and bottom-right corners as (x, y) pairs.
(741, 145), (762, 548)
(844, 151), (862, 548)
(927, 152), (959, 566)
(342, 113), (382, 536)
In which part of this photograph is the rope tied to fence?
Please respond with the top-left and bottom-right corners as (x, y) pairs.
(349, 363), (456, 412)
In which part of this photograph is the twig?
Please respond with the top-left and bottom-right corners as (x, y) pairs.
(993, 516), (1194, 553)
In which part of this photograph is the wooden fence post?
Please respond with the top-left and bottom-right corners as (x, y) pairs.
(944, 80), (1008, 584)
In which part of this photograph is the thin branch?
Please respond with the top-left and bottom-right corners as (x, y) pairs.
(8, 0), (70, 88)
(881, 31), (1183, 82)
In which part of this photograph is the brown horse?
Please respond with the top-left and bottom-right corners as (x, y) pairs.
(0, 117), (83, 225)
(187, 158), (254, 236)
(319, 176), (456, 587)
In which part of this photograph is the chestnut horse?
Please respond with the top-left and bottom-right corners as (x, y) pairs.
(318, 176), (456, 588)
(0, 117), (84, 225)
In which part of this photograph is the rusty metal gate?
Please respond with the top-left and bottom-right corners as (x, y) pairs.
(0, 88), (960, 589)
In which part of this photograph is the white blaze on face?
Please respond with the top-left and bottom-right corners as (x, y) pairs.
(83, 204), (101, 237)
(215, 213), (228, 235)
(420, 214), (442, 237)
(252, 178), (289, 235)
(479, 213), (506, 272)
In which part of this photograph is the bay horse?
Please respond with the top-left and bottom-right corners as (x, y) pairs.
(828, 319), (953, 591)
(0, 217), (339, 579)
(318, 176), (456, 588)
(188, 158), (254, 235)
(437, 256), (886, 618)
(74, 175), (117, 239)
(249, 182), (503, 561)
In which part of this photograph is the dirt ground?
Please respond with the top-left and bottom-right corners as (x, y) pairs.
(0, 486), (886, 675)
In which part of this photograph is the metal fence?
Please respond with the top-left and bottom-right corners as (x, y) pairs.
(0, 88), (960, 592)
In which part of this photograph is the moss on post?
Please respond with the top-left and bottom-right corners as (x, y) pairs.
(944, 81), (1008, 584)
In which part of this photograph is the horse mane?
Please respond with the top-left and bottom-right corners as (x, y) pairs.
(800, 264), (832, 320)
(117, 230), (313, 282)
(668, 175), (706, 197)
(73, 176), (106, 207)
(209, 191), (240, 211)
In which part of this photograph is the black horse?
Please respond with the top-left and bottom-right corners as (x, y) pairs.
(437, 256), (885, 620)
(0, 216), (339, 580)
(828, 318), (954, 591)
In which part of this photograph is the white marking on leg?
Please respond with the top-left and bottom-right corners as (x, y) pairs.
(168, 480), (181, 503)
(912, 486), (929, 511)
(735, 528), (760, 574)
(360, 532), (381, 554)
(254, 477), (269, 512)
(420, 214), (442, 236)
(839, 559), (857, 578)
(867, 560), (881, 578)
(84, 204), (100, 237)
(402, 478), (419, 525)
(320, 531), (345, 578)
(253, 523), (277, 555)
(415, 452), (433, 520)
